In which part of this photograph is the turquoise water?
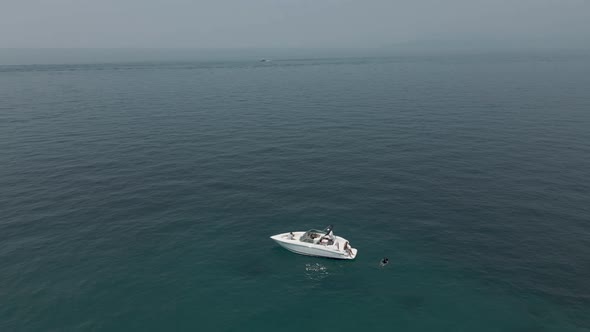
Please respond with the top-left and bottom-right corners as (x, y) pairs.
(1, 53), (590, 331)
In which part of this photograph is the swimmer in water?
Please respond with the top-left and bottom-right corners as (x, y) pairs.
(380, 257), (389, 267)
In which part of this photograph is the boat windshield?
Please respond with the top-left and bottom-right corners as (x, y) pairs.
(299, 229), (326, 243)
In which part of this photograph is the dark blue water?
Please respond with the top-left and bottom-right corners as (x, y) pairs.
(1, 53), (590, 331)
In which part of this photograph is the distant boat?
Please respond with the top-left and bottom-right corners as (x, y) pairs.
(259, 58), (271, 62)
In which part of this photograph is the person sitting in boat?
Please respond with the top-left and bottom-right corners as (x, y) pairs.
(344, 242), (353, 256)
(288, 232), (295, 240)
(320, 236), (334, 245)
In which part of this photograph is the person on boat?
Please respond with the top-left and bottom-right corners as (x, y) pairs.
(288, 232), (294, 240)
(344, 242), (353, 256)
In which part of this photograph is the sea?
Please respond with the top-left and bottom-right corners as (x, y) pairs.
(1, 50), (589, 331)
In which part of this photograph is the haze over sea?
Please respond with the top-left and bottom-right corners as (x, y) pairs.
(1, 50), (589, 331)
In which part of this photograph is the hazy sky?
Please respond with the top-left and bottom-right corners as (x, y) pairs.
(1, 0), (589, 49)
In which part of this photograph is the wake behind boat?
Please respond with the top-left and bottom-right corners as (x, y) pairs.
(270, 225), (357, 260)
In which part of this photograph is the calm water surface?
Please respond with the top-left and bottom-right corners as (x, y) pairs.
(1, 53), (589, 331)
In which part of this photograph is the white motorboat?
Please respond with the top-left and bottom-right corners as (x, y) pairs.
(270, 225), (357, 260)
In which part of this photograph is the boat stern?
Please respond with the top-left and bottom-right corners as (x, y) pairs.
(348, 247), (358, 259)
